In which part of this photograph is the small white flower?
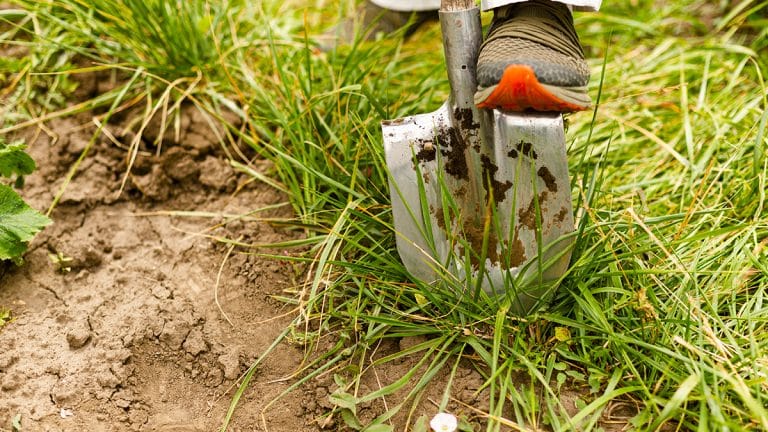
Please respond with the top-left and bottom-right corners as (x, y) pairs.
(430, 412), (458, 432)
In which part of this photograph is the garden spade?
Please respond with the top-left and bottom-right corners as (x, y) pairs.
(382, 0), (575, 314)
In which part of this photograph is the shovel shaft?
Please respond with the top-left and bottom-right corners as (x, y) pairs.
(441, 0), (476, 11)
(439, 7), (482, 109)
(439, 6), (486, 232)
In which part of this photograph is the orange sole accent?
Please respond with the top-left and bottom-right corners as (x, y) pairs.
(476, 64), (587, 112)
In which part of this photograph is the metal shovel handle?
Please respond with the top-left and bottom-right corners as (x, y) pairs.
(439, 1), (482, 109)
(441, 0), (475, 11)
(438, 0), (486, 229)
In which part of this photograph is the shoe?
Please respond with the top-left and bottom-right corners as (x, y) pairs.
(319, 1), (437, 50)
(474, 1), (591, 112)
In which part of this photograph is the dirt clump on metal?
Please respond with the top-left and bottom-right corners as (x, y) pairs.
(537, 166), (558, 192)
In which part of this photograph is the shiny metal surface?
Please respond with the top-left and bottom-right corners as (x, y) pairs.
(382, 3), (575, 314)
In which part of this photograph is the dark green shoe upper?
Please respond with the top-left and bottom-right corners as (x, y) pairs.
(476, 0), (590, 89)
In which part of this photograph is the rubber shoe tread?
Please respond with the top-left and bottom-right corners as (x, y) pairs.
(475, 0), (591, 112)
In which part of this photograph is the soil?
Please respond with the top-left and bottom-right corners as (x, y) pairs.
(0, 87), (499, 431)
(0, 97), (319, 431)
(0, 83), (631, 432)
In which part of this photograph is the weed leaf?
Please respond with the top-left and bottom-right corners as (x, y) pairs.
(339, 408), (364, 430)
(0, 184), (51, 263)
(329, 389), (358, 412)
(0, 141), (35, 179)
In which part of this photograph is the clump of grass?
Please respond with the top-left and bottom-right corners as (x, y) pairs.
(2, 0), (256, 138)
(10, 0), (237, 79)
(2, 0), (255, 209)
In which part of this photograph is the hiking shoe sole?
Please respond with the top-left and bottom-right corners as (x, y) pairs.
(475, 64), (590, 111)
(474, 0), (591, 112)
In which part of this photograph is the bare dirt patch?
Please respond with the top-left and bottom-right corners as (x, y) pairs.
(0, 104), (315, 431)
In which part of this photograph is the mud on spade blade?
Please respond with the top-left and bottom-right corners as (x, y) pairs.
(382, 2), (575, 315)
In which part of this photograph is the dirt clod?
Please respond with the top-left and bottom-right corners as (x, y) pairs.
(217, 350), (242, 380)
(198, 155), (236, 191)
(416, 139), (437, 163)
(519, 192), (550, 230)
(66, 319), (92, 349)
(132, 165), (173, 200)
(454, 107), (479, 131)
(66, 135), (89, 156)
(96, 370), (122, 388)
(509, 227), (528, 267)
(480, 154), (513, 203)
(70, 246), (103, 270)
(1, 371), (23, 391)
(162, 147), (200, 182)
(439, 126), (469, 180)
(0, 354), (18, 370)
(182, 328), (208, 356)
(537, 166), (558, 192)
(515, 140), (538, 159)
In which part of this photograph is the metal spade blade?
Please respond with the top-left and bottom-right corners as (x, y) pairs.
(382, 0), (575, 314)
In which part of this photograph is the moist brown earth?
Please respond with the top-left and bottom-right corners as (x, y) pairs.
(0, 102), (318, 431)
(0, 93), (501, 431)
(0, 89), (632, 432)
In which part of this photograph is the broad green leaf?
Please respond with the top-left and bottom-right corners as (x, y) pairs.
(0, 184), (51, 262)
(0, 141), (36, 179)
(329, 389), (357, 412)
(458, 417), (474, 432)
(340, 408), (363, 430)
(556, 372), (567, 387)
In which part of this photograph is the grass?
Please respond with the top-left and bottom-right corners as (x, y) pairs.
(3, 0), (768, 430)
